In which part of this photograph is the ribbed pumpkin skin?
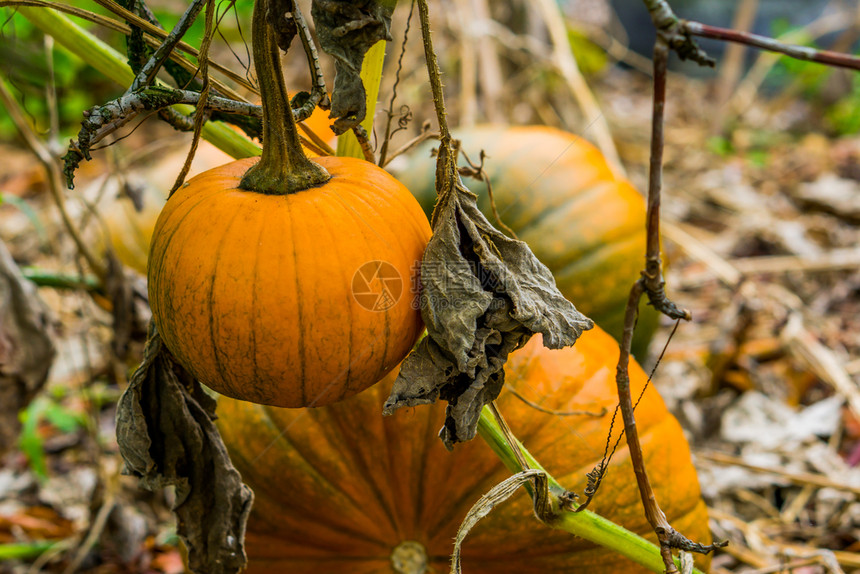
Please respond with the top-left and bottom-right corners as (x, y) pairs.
(148, 156), (431, 407)
(218, 326), (710, 573)
(391, 125), (658, 357)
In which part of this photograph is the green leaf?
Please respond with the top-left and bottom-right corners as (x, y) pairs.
(42, 401), (85, 434)
(707, 136), (733, 157)
(18, 397), (49, 480)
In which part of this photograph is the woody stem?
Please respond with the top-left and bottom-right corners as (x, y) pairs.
(240, 0), (329, 195)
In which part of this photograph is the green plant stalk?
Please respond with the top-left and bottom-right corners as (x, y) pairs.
(17, 5), (261, 160)
(0, 541), (58, 560)
(22, 267), (104, 294)
(336, 39), (386, 159)
(477, 407), (704, 574)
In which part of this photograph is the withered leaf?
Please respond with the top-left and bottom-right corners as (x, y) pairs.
(311, 0), (394, 134)
(0, 239), (54, 456)
(267, 0), (298, 52)
(384, 173), (593, 449)
(116, 325), (253, 574)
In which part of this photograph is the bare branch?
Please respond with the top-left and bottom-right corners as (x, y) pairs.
(130, 0), (208, 90)
(686, 20), (860, 70)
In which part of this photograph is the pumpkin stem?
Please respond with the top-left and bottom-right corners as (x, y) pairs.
(240, 0), (330, 195)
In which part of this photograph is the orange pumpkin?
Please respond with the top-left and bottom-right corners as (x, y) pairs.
(218, 326), (710, 573)
(148, 156), (431, 407)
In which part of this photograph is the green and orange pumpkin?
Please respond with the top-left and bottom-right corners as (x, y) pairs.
(218, 326), (711, 573)
(390, 125), (658, 357)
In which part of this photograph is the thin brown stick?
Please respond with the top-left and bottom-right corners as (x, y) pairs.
(685, 20), (860, 71)
(534, 0), (625, 177)
(170, 0), (216, 196)
(505, 385), (606, 417)
(642, 0), (860, 72)
(640, 43), (689, 322)
(729, 12), (850, 115)
(604, 38), (719, 571)
(575, 319), (682, 514)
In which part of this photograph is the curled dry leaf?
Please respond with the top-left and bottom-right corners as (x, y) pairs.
(311, 0), (394, 134)
(451, 469), (546, 574)
(0, 239), (54, 456)
(384, 162), (593, 448)
(116, 325), (253, 574)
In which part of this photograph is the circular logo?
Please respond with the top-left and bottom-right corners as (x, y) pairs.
(352, 261), (403, 312)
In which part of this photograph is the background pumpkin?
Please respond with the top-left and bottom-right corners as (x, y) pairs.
(390, 125), (658, 358)
(148, 155), (431, 408)
(217, 326), (710, 573)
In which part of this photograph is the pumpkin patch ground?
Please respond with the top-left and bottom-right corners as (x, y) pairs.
(1, 1), (859, 574)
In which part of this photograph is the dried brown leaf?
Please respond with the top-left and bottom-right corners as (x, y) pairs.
(311, 0), (394, 134)
(450, 469), (546, 574)
(116, 325), (253, 574)
(0, 239), (54, 456)
(384, 171), (593, 448)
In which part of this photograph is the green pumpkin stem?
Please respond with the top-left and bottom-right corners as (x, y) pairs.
(240, 0), (330, 195)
